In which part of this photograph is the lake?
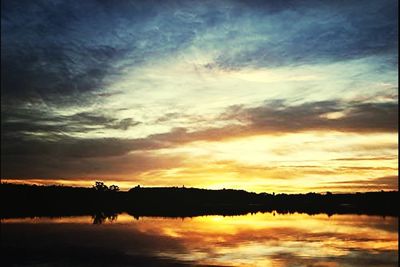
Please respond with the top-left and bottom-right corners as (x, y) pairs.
(2, 212), (398, 266)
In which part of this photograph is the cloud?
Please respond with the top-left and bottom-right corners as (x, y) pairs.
(209, 0), (398, 69)
(327, 175), (398, 187)
(223, 100), (398, 134)
(1, 149), (184, 179)
(332, 156), (397, 161)
(142, 100), (398, 147)
(1, 99), (397, 177)
(2, 0), (397, 104)
(1, 108), (141, 141)
(314, 175), (398, 191)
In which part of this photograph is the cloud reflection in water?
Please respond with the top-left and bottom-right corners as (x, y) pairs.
(2, 213), (398, 266)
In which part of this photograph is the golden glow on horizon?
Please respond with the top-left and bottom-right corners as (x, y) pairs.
(135, 132), (397, 192)
(3, 131), (397, 193)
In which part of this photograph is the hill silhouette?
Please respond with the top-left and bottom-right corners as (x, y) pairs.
(1, 183), (398, 219)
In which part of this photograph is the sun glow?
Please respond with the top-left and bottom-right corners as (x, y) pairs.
(3, 131), (397, 193)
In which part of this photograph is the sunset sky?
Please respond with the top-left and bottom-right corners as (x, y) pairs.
(1, 0), (398, 192)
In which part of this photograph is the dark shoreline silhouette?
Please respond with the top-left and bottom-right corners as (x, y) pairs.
(1, 183), (398, 219)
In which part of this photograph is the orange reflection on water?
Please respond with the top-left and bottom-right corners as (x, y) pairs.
(125, 213), (397, 266)
(2, 213), (398, 266)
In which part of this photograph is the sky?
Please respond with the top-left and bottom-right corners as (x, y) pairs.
(1, 0), (398, 192)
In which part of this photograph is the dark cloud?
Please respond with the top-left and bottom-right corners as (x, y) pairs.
(325, 175), (398, 188)
(108, 118), (141, 130)
(224, 100), (398, 134)
(1, 148), (184, 179)
(1, 108), (140, 140)
(0, 0), (202, 116)
(311, 175), (398, 192)
(215, 0), (398, 69)
(135, 99), (398, 146)
(332, 156), (397, 161)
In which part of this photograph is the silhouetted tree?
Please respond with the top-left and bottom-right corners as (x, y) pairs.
(93, 181), (108, 192)
(109, 185), (120, 192)
(1, 183), (398, 218)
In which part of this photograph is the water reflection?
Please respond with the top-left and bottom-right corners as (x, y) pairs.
(2, 213), (398, 266)
(92, 212), (118, 225)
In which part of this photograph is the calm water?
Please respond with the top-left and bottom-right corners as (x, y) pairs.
(2, 213), (398, 266)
